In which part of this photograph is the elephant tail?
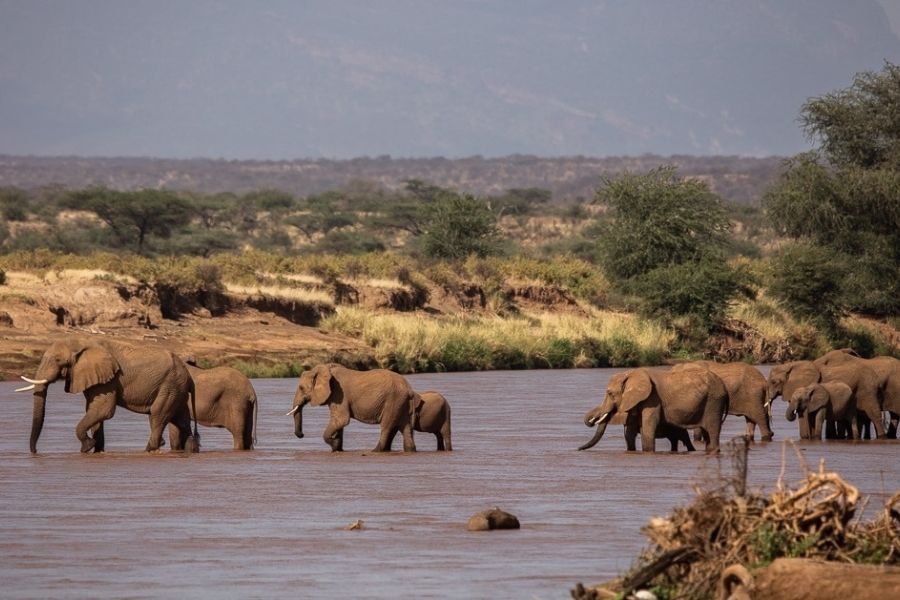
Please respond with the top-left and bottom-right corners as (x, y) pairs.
(251, 391), (259, 448)
(189, 378), (200, 450)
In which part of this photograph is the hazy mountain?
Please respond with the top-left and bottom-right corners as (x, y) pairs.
(1, 1), (898, 160)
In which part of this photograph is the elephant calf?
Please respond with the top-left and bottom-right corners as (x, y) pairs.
(786, 382), (855, 440)
(413, 390), (452, 451)
(186, 363), (258, 450)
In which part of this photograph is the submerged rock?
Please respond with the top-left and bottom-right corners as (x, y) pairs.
(467, 507), (520, 531)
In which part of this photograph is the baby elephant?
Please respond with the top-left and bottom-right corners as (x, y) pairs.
(186, 363), (258, 450)
(787, 382), (855, 440)
(414, 391), (453, 451)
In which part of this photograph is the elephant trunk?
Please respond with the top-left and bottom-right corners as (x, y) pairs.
(30, 388), (48, 453)
(292, 400), (308, 439)
(578, 420), (609, 451)
(785, 400), (799, 422)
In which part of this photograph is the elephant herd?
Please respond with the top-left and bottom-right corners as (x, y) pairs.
(579, 351), (900, 452)
(11, 338), (899, 455)
(14, 337), (451, 453)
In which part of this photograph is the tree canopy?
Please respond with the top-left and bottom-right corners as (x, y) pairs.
(763, 61), (900, 316)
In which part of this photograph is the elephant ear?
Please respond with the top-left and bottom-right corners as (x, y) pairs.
(69, 345), (120, 394)
(807, 385), (829, 413)
(620, 369), (652, 413)
(310, 365), (333, 406)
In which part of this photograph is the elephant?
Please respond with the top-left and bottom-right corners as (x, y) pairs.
(579, 367), (728, 453)
(673, 361), (773, 441)
(578, 409), (695, 452)
(767, 360), (886, 439)
(786, 382), (856, 440)
(413, 390), (452, 451)
(287, 363), (417, 452)
(185, 363), (258, 450)
(815, 349), (900, 438)
(15, 337), (198, 453)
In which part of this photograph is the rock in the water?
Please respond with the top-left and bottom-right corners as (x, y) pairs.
(467, 507), (520, 531)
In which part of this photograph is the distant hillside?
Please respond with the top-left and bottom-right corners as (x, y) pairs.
(0, 154), (782, 204)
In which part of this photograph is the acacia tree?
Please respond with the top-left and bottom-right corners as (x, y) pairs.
(763, 61), (900, 317)
(64, 187), (192, 254)
(421, 190), (503, 260)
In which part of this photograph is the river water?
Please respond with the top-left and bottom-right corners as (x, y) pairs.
(1, 368), (897, 599)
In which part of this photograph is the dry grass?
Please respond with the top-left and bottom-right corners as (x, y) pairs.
(224, 283), (334, 305)
(322, 306), (674, 372)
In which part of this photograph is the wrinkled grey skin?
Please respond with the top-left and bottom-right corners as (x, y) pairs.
(786, 381), (856, 440)
(290, 363), (417, 452)
(580, 367), (728, 453)
(20, 337), (198, 454)
(186, 364), (258, 450)
(413, 390), (452, 451)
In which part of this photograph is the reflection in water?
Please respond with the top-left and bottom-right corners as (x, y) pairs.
(0, 368), (897, 598)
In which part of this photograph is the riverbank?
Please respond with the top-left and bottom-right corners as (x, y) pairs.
(1, 251), (898, 379)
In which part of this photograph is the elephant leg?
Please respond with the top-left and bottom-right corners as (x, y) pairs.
(849, 415), (860, 440)
(797, 413), (811, 439)
(440, 422), (452, 451)
(624, 423), (639, 451)
(679, 428), (696, 452)
(323, 410), (348, 452)
(888, 413), (899, 439)
(77, 392), (116, 453)
(639, 411), (659, 453)
(435, 433), (444, 451)
(166, 404), (193, 452)
(323, 425), (344, 452)
(692, 427), (703, 442)
(743, 418), (755, 441)
(703, 416), (722, 454)
(84, 397), (106, 452)
(400, 423), (416, 452)
(374, 424), (399, 452)
(858, 405), (886, 438)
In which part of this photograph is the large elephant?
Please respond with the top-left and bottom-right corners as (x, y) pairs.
(815, 349), (900, 438)
(287, 363), (417, 452)
(786, 382), (856, 440)
(673, 361), (773, 441)
(185, 363), (258, 450)
(413, 390), (452, 451)
(579, 367), (728, 453)
(15, 337), (198, 453)
(767, 360), (886, 439)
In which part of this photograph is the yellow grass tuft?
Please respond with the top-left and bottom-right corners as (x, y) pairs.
(225, 283), (334, 305)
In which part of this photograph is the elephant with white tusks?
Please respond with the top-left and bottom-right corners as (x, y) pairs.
(16, 337), (199, 454)
(287, 363), (418, 452)
(580, 367), (728, 453)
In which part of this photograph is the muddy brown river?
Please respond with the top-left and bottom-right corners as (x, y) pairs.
(1, 368), (898, 598)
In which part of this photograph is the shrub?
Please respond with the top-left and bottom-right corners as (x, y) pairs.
(767, 243), (847, 335)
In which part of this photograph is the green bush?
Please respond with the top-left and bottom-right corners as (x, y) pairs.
(767, 243), (847, 334)
(633, 260), (744, 327)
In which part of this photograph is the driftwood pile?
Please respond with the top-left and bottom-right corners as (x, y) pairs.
(573, 440), (900, 600)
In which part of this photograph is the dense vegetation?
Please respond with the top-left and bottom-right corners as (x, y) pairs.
(1, 63), (898, 371)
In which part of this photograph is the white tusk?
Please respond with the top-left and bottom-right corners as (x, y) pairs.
(597, 412), (610, 424)
(588, 416), (599, 425)
(285, 406), (300, 416)
(15, 384), (36, 392)
(20, 376), (49, 385)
